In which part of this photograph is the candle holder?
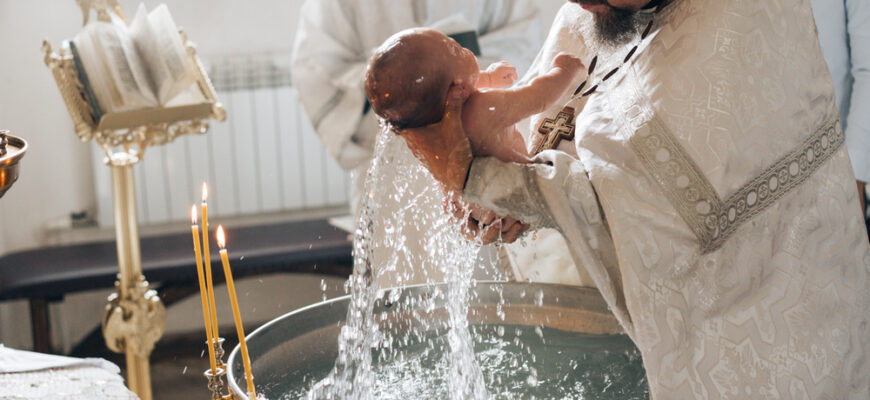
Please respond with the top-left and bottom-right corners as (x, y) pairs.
(204, 367), (226, 400)
(41, 3), (225, 400)
(203, 336), (246, 400)
(213, 337), (226, 373)
(0, 130), (28, 199)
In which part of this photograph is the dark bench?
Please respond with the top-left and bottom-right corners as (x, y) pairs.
(0, 218), (352, 354)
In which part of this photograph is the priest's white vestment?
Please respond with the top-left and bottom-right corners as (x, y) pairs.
(465, 1), (870, 398)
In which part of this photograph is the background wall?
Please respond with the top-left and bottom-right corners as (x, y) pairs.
(0, 0), (308, 255)
(0, 0), (567, 350)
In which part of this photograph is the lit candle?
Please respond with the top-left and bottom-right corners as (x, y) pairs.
(201, 183), (220, 352)
(191, 205), (218, 373)
(216, 225), (256, 398)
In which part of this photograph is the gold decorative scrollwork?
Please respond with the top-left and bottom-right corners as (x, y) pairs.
(76, 0), (123, 25)
(102, 275), (166, 357)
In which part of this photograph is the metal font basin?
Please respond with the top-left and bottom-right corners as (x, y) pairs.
(227, 282), (634, 399)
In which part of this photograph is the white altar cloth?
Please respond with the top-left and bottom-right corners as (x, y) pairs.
(0, 345), (136, 399)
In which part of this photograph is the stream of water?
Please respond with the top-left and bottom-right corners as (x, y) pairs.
(306, 129), (492, 400)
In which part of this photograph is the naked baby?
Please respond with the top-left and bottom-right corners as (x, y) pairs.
(364, 28), (584, 169)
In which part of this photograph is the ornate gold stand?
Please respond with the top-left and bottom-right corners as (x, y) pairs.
(42, 4), (226, 399)
(100, 153), (165, 400)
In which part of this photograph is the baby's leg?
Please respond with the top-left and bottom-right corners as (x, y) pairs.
(490, 127), (531, 164)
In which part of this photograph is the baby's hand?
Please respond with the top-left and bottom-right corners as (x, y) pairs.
(480, 61), (519, 88)
(552, 52), (584, 74)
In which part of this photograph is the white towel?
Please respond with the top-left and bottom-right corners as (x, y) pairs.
(0, 344), (119, 374)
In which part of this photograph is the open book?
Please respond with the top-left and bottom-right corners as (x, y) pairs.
(71, 4), (203, 119)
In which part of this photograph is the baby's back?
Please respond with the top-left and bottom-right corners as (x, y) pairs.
(462, 90), (530, 164)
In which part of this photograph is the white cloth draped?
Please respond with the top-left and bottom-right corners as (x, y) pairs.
(465, 1), (870, 398)
(0, 345), (134, 399)
(0, 344), (119, 373)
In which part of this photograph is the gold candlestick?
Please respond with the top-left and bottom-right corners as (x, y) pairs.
(216, 226), (256, 398)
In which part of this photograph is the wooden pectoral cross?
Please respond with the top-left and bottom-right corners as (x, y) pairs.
(532, 106), (576, 155)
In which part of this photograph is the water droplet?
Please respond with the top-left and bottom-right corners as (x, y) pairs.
(527, 367), (539, 387)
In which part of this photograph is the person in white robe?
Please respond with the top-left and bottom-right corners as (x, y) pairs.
(811, 0), (870, 211)
(400, 0), (870, 397)
(290, 0), (544, 286)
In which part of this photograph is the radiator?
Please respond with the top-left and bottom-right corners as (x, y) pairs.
(90, 54), (351, 227)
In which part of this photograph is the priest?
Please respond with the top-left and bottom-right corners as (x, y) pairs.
(400, 0), (870, 397)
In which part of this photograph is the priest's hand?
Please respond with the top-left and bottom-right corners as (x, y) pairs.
(398, 83), (473, 193)
(445, 193), (530, 244)
(397, 83), (529, 243)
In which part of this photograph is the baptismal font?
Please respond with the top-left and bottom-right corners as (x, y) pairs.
(42, 1), (225, 398)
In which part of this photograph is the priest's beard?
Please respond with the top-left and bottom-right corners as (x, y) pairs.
(592, 7), (640, 46)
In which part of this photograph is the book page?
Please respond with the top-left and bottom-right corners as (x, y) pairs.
(72, 30), (114, 116)
(164, 83), (207, 107)
(130, 4), (197, 105)
(73, 16), (158, 113)
(108, 12), (159, 109)
(128, 4), (160, 100)
(67, 40), (105, 120)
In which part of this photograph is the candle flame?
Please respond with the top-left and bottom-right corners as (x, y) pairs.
(191, 205), (198, 224)
(216, 225), (226, 249)
(202, 182), (208, 202)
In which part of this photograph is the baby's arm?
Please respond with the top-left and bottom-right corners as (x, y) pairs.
(466, 53), (585, 130)
(476, 62), (519, 89)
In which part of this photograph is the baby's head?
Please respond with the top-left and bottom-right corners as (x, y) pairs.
(365, 28), (479, 131)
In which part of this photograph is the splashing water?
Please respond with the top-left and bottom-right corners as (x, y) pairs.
(306, 127), (493, 400)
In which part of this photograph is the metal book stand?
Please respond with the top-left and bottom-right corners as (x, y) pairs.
(42, 2), (226, 399)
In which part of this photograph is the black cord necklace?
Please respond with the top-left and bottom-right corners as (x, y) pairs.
(532, 1), (671, 155)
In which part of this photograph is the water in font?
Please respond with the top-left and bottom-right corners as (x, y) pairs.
(288, 325), (647, 399)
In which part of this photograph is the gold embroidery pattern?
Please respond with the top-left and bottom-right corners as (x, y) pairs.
(631, 118), (843, 253)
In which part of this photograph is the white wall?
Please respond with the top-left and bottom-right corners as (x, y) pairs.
(0, 0), (568, 350)
(0, 1), (95, 255)
(0, 0), (311, 351)
(0, 0), (309, 255)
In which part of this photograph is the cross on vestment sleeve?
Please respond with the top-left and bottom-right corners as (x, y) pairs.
(532, 106), (576, 155)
